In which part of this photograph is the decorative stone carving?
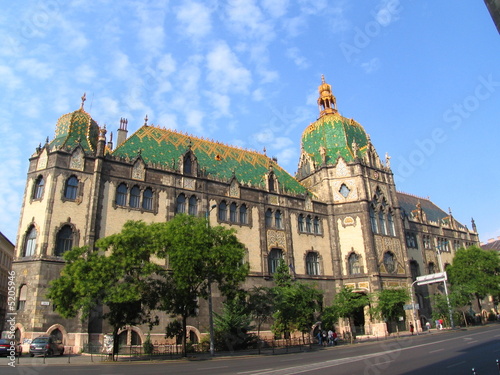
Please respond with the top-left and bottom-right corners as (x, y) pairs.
(183, 178), (195, 190)
(132, 159), (146, 180)
(267, 230), (286, 249)
(37, 149), (48, 170)
(70, 148), (85, 171)
(229, 180), (240, 198)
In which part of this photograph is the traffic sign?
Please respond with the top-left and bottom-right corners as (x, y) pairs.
(416, 271), (447, 286)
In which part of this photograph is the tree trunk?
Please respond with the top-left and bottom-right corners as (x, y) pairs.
(182, 315), (188, 357)
(112, 326), (119, 361)
(476, 294), (483, 324)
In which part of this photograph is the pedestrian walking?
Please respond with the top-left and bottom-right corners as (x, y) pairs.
(410, 323), (414, 335)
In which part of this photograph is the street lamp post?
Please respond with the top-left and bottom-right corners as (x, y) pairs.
(410, 279), (419, 335)
(436, 243), (454, 328)
(206, 204), (217, 357)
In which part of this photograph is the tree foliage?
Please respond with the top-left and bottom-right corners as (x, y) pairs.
(371, 288), (409, 333)
(47, 220), (164, 359)
(447, 246), (500, 316)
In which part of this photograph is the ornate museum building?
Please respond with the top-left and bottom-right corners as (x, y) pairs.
(8, 77), (479, 350)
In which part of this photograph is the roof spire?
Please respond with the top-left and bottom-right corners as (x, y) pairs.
(144, 114), (148, 126)
(317, 75), (337, 118)
(80, 93), (86, 110)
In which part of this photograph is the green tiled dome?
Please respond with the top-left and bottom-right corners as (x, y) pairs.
(301, 113), (369, 166)
(112, 126), (308, 195)
(50, 108), (99, 153)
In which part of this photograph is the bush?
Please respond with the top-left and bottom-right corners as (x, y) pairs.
(143, 334), (154, 355)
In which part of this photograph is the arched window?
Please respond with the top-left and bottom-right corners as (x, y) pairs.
(183, 154), (192, 175)
(17, 285), (27, 311)
(313, 216), (321, 234)
(55, 225), (74, 256)
(24, 226), (37, 257)
(383, 251), (395, 273)
(142, 188), (153, 210)
(116, 183), (127, 206)
(268, 174), (275, 192)
(378, 211), (387, 235)
(188, 195), (197, 216)
(265, 209), (273, 227)
(230, 203), (237, 222)
(129, 186), (140, 208)
(268, 248), (283, 274)
(348, 253), (361, 275)
(176, 194), (186, 214)
(33, 176), (45, 199)
(428, 262), (435, 274)
(131, 330), (142, 346)
(218, 201), (227, 221)
(387, 211), (395, 236)
(64, 176), (79, 200)
(306, 252), (319, 275)
(370, 205), (378, 233)
(305, 215), (312, 233)
(239, 204), (248, 224)
(275, 210), (282, 229)
(298, 214), (304, 232)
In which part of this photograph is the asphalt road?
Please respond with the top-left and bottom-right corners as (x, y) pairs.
(2, 325), (499, 375)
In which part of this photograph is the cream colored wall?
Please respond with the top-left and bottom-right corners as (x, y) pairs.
(290, 212), (333, 276)
(336, 216), (367, 276)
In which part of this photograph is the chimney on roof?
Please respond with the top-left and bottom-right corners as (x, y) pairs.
(116, 118), (128, 147)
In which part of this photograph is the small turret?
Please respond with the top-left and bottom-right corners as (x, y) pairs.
(116, 118), (128, 147)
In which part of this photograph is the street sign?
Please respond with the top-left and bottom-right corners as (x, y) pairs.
(404, 304), (420, 310)
(416, 271), (447, 286)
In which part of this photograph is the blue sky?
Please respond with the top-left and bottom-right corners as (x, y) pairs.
(1, 1), (499, 245)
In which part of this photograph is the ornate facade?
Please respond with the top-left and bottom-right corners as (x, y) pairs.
(7, 77), (479, 350)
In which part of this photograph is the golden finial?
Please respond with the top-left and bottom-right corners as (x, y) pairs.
(80, 93), (86, 110)
(321, 74), (326, 84)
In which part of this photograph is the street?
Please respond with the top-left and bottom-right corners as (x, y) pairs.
(2, 325), (499, 375)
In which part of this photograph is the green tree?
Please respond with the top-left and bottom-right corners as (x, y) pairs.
(47, 220), (163, 359)
(372, 288), (409, 335)
(322, 286), (369, 344)
(154, 214), (249, 355)
(247, 286), (275, 352)
(447, 246), (500, 320)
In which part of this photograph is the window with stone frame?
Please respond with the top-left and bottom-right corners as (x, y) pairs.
(313, 216), (321, 234)
(275, 210), (283, 229)
(265, 209), (273, 227)
(428, 262), (436, 274)
(378, 211), (387, 235)
(305, 215), (312, 233)
(55, 225), (74, 256)
(406, 232), (418, 249)
(239, 204), (248, 224)
(183, 154), (192, 175)
(188, 195), (197, 216)
(305, 252), (320, 276)
(387, 211), (396, 236)
(64, 176), (79, 200)
(383, 251), (396, 273)
(115, 183), (127, 206)
(23, 226), (37, 257)
(370, 205), (378, 234)
(176, 193), (186, 214)
(142, 188), (153, 211)
(33, 175), (45, 200)
(17, 285), (27, 311)
(348, 253), (361, 275)
(230, 202), (237, 223)
(268, 248), (283, 274)
(129, 185), (141, 208)
(218, 201), (228, 221)
(298, 214), (304, 232)
(409, 260), (420, 281)
(423, 235), (432, 249)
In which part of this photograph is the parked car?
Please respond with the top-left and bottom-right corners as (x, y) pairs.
(29, 336), (64, 357)
(0, 339), (22, 357)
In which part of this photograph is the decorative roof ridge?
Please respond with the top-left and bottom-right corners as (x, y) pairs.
(397, 191), (431, 202)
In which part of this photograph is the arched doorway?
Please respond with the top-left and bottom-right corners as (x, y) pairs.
(352, 305), (366, 336)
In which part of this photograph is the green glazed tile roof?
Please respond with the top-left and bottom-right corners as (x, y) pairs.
(50, 109), (99, 153)
(301, 113), (368, 166)
(397, 192), (467, 230)
(112, 125), (308, 195)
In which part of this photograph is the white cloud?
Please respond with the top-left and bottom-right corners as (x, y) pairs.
(205, 91), (231, 117)
(224, 0), (275, 42)
(254, 128), (274, 143)
(157, 54), (177, 76)
(185, 109), (204, 133)
(283, 16), (307, 37)
(0, 65), (22, 90)
(75, 64), (97, 84)
(206, 42), (251, 93)
(286, 47), (309, 69)
(175, 1), (213, 40)
(17, 58), (54, 79)
(261, 0), (289, 18)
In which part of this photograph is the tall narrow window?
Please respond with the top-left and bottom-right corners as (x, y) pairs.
(188, 195), (197, 216)
(305, 215), (312, 233)
(64, 176), (79, 200)
(183, 155), (192, 175)
(116, 183), (127, 206)
(306, 252), (319, 275)
(142, 188), (153, 210)
(298, 214), (304, 232)
(410, 260), (420, 281)
(275, 210), (282, 229)
(229, 203), (237, 222)
(55, 225), (74, 256)
(176, 194), (186, 214)
(24, 226), (37, 257)
(348, 253), (361, 275)
(268, 248), (283, 274)
(387, 212), (395, 236)
(17, 285), (27, 311)
(129, 186), (140, 208)
(313, 216), (321, 234)
(428, 262), (435, 274)
(268, 174), (275, 192)
(378, 211), (387, 235)
(239, 204), (248, 224)
(218, 201), (227, 221)
(265, 209), (273, 227)
(370, 206), (378, 234)
(33, 176), (45, 199)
